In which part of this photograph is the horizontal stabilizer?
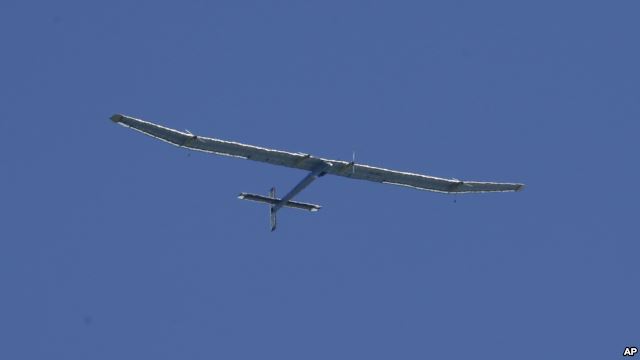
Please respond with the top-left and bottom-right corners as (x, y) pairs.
(238, 193), (321, 212)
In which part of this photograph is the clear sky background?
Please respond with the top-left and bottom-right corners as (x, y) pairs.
(1, 1), (638, 359)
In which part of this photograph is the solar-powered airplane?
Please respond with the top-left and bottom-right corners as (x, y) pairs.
(111, 114), (524, 231)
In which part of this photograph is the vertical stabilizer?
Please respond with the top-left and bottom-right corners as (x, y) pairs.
(269, 187), (277, 231)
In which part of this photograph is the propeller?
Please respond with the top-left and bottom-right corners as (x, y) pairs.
(348, 150), (356, 175)
(184, 129), (204, 157)
(184, 129), (205, 143)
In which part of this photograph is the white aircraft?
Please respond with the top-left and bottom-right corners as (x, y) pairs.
(111, 114), (524, 231)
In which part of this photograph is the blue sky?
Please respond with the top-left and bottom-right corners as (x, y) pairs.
(1, 1), (638, 359)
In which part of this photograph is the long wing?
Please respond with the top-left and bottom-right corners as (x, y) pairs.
(111, 114), (524, 193)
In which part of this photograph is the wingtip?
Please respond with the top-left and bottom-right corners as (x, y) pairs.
(516, 184), (526, 192)
(110, 114), (124, 123)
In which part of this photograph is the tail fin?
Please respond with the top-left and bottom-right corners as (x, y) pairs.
(269, 187), (277, 231)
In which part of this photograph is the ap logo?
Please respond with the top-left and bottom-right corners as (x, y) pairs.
(624, 347), (638, 357)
